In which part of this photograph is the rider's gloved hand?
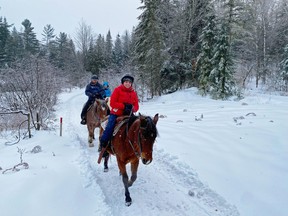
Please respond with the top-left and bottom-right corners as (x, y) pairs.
(123, 103), (133, 115)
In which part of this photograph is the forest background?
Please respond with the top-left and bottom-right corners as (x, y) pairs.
(1, 0), (288, 131)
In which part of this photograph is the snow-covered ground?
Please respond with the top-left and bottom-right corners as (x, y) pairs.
(1, 87), (287, 216)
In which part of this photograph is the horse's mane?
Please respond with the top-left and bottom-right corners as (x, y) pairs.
(127, 115), (138, 127)
(126, 114), (158, 138)
(140, 115), (158, 138)
(116, 114), (158, 139)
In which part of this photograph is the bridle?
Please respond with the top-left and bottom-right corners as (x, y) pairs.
(126, 116), (154, 160)
(124, 118), (140, 158)
(92, 100), (108, 123)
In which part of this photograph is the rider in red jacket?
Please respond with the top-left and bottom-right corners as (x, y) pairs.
(99, 74), (139, 151)
(109, 81), (139, 116)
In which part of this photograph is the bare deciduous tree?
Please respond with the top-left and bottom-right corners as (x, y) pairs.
(74, 19), (94, 70)
(0, 55), (63, 129)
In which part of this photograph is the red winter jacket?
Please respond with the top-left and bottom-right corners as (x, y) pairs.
(110, 84), (139, 116)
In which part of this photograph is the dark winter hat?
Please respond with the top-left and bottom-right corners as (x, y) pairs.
(91, 75), (98, 80)
(121, 74), (134, 84)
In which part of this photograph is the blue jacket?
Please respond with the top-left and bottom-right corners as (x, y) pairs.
(85, 82), (105, 100)
(103, 81), (111, 97)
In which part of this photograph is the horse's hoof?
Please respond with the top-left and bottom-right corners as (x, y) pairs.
(128, 181), (133, 187)
(104, 167), (109, 172)
(125, 197), (132, 206)
(89, 143), (94, 147)
(125, 201), (132, 206)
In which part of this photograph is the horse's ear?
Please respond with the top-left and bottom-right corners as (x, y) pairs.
(95, 99), (100, 105)
(105, 98), (109, 103)
(153, 113), (159, 124)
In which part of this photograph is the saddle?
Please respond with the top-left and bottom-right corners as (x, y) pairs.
(113, 115), (138, 136)
(102, 115), (138, 156)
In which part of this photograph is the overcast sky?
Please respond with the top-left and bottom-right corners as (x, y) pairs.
(0, 0), (142, 39)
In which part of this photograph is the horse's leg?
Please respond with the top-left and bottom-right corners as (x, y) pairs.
(103, 151), (109, 172)
(117, 158), (132, 206)
(87, 125), (94, 147)
(98, 127), (104, 151)
(128, 159), (139, 187)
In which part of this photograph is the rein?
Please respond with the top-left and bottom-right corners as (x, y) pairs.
(126, 117), (147, 159)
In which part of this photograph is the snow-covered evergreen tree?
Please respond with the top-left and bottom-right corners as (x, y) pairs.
(6, 27), (25, 62)
(104, 30), (113, 66)
(21, 19), (39, 54)
(122, 30), (131, 66)
(280, 44), (288, 91)
(134, 0), (167, 97)
(197, 3), (217, 95)
(94, 34), (106, 73)
(0, 17), (12, 67)
(113, 34), (123, 68)
(41, 24), (55, 46)
(210, 22), (235, 99)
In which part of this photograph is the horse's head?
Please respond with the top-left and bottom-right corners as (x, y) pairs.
(139, 113), (159, 165)
(95, 99), (109, 120)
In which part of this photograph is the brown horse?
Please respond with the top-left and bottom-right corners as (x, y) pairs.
(86, 98), (110, 172)
(86, 99), (109, 147)
(98, 113), (159, 206)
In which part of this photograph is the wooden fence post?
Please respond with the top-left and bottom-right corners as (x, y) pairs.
(28, 113), (31, 138)
(36, 112), (40, 130)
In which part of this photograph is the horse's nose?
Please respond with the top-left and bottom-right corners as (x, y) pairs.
(142, 158), (152, 165)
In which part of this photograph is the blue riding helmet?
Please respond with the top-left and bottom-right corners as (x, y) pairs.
(103, 81), (109, 87)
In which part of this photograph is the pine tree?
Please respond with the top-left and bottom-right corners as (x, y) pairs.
(183, 0), (210, 59)
(271, 0), (288, 59)
(86, 40), (97, 74)
(113, 34), (123, 68)
(210, 22), (235, 99)
(122, 30), (131, 66)
(280, 44), (288, 91)
(94, 34), (106, 73)
(104, 30), (113, 67)
(53, 32), (77, 71)
(40, 24), (56, 58)
(197, 3), (217, 95)
(21, 19), (39, 54)
(0, 17), (12, 67)
(6, 27), (25, 63)
(156, 0), (182, 92)
(41, 24), (55, 46)
(134, 0), (167, 97)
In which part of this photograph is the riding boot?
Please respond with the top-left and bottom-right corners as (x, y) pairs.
(80, 100), (93, 125)
(97, 144), (102, 152)
(99, 140), (108, 152)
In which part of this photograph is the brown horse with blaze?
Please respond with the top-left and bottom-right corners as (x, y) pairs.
(98, 113), (159, 206)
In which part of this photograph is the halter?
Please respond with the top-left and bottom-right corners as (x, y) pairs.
(92, 99), (108, 123)
(126, 116), (154, 159)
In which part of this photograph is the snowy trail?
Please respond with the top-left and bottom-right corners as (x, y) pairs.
(56, 88), (239, 216)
